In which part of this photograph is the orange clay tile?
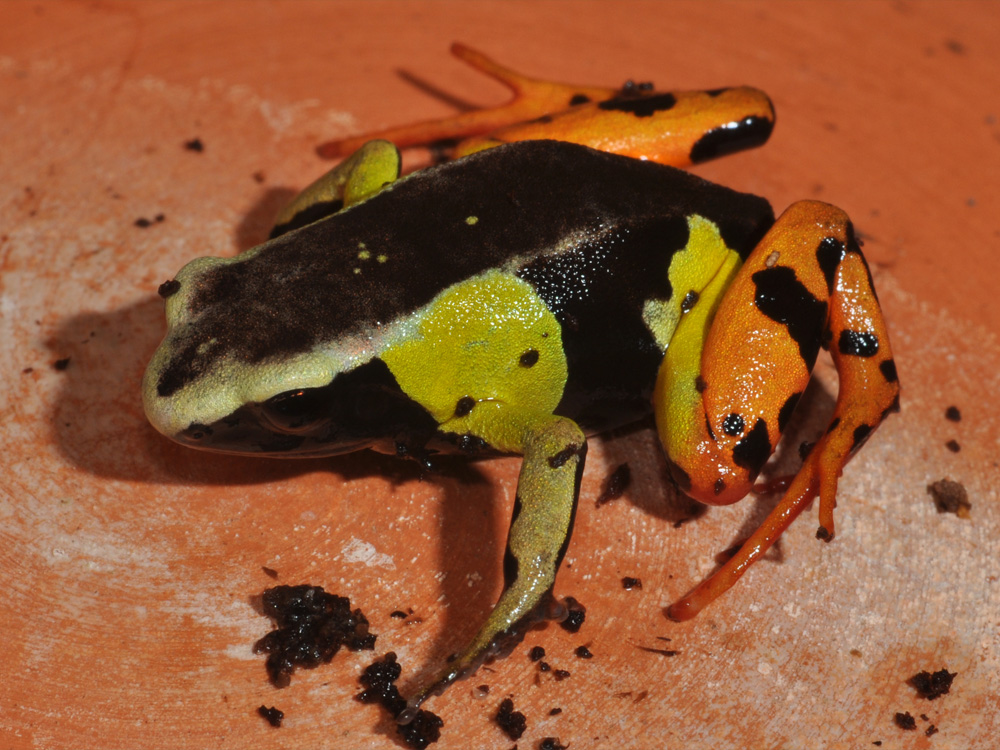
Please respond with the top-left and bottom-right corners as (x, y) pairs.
(1, 2), (998, 748)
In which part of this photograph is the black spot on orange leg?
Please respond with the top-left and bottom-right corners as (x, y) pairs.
(815, 236), (845, 294)
(731, 418), (770, 477)
(668, 201), (899, 621)
(879, 359), (898, 383)
(751, 266), (828, 367)
(838, 330), (879, 357)
(597, 92), (677, 117)
(690, 114), (774, 164)
(778, 391), (802, 433)
(721, 413), (745, 436)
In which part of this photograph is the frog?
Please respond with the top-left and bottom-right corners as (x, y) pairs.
(142, 44), (900, 718)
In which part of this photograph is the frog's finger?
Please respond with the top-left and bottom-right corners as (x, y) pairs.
(400, 415), (586, 722)
(270, 139), (400, 238)
(317, 43), (614, 160)
(658, 200), (899, 620)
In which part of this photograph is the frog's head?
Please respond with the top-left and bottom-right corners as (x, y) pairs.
(142, 240), (433, 457)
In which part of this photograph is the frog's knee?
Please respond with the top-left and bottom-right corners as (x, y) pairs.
(665, 443), (759, 507)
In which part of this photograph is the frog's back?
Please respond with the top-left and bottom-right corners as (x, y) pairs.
(159, 140), (774, 421)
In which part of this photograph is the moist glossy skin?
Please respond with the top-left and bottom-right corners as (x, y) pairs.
(143, 46), (899, 716)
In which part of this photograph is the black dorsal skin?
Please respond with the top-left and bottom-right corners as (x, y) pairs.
(157, 140), (774, 403)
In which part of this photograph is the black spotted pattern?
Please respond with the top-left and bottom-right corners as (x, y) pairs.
(777, 391), (802, 433)
(815, 236), (845, 294)
(455, 396), (475, 417)
(732, 418), (770, 476)
(597, 93), (678, 118)
(722, 413), (745, 436)
(519, 349), (540, 367)
(879, 359), (898, 383)
(751, 266), (828, 367)
(880, 393), (901, 422)
(838, 330), (879, 357)
(690, 115), (774, 164)
(851, 423), (872, 452)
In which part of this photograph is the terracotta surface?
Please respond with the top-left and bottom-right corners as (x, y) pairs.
(2, 2), (999, 748)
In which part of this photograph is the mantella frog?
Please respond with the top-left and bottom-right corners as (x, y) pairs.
(143, 45), (900, 716)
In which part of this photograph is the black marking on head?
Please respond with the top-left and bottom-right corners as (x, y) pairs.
(722, 413), (745, 437)
(706, 88), (732, 97)
(705, 415), (717, 441)
(751, 266), (828, 367)
(548, 444), (581, 469)
(827, 416), (841, 434)
(851, 423), (873, 453)
(714, 478), (726, 495)
(158, 279), (181, 298)
(531, 114), (554, 125)
(690, 114), (774, 164)
(694, 376), (707, 393)
(519, 349), (540, 367)
(732, 418), (770, 476)
(665, 458), (692, 492)
(879, 359), (898, 383)
(569, 94), (591, 106)
(681, 290), (699, 313)
(454, 396), (475, 417)
(816, 237), (845, 295)
(598, 93), (677, 118)
(839, 330), (879, 357)
(778, 391), (802, 433)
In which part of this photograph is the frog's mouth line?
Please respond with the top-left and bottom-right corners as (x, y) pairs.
(170, 415), (376, 457)
(172, 429), (375, 458)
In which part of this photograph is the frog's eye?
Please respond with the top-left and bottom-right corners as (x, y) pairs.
(260, 388), (328, 432)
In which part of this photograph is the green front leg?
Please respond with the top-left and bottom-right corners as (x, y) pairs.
(400, 415), (586, 722)
(269, 139), (401, 238)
